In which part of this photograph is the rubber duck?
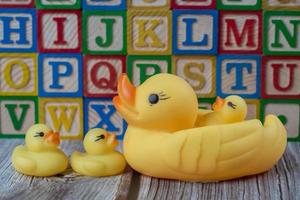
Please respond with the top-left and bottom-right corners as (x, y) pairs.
(113, 73), (287, 181)
(11, 124), (68, 177)
(195, 95), (247, 127)
(70, 128), (126, 177)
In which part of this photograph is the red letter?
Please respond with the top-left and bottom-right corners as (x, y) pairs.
(90, 62), (117, 90)
(53, 17), (67, 45)
(271, 63), (297, 91)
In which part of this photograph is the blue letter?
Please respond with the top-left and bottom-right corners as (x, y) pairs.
(49, 61), (73, 89)
(182, 18), (208, 47)
(226, 62), (252, 90)
(91, 104), (120, 132)
(0, 16), (29, 45)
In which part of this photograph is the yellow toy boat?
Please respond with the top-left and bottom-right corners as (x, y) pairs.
(113, 73), (287, 181)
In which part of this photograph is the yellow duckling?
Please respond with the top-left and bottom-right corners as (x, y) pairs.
(113, 73), (287, 181)
(70, 129), (126, 177)
(196, 95), (247, 127)
(11, 124), (68, 177)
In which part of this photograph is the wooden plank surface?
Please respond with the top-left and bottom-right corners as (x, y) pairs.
(0, 140), (133, 200)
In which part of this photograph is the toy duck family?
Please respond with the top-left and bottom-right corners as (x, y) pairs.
(12, 73), (287, 182)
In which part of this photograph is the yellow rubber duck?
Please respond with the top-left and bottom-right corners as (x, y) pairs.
(113, 73), (287, 181)
(11, 124), (68, 177)
(70, 128), (126, 177)
(196, 95), (247, 127)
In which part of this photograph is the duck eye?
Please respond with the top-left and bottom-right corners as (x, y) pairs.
(95, 134), (105, 142)
(34, 132), (44, 137)
(148, 94), (159, 105)
(227, 102), (236, 109)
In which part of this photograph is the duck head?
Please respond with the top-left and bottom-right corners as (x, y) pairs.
(113, 73), (198, 132)
(212, 95), (247, 123)
(84, 128), (118, 155)
(25, 124), (60, 152)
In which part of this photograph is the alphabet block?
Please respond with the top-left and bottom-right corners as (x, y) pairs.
(0, 9), (36, 52)
(84, 55), (125, 97)
(39, 98), (83, 140)
(198, 98), (214, 110)
(263, 0), (300, 10)
(38, 10), (81, 53)
(0, 54), (37, 96)
(217, 0), (261, 10)
(83, 0), (125, 10)
(260, 99), (300, 141)
(173, 10), (218, 55)
(245, 99), (259, 120)
(172, 56), (216, 98)
(36, 0), (80, 9)
(262, 56), (300, 99)
(38, 54), (82, 97)
(0, 0), (34, 7)
(264, 11), (300, 55)
(216, 55), (261, 98)
(219, 11), (262, 54)
(128, 0), (170, 9)
(171, 0), (215, 9)
(84, 98), (126, 140)
(0, 96), (38, 138)
(83, 11), (126, 55)
(127, 55), (171, 86)
(127, 10), (171, 55)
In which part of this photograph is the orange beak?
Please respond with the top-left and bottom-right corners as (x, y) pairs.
(212, 97), (225, 111)
(107, 133), (119, 147)
(44, 131), (60, 146)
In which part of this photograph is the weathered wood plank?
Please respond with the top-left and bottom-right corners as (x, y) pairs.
(0, 140), (132, 200)
(135, 143), (300, 200)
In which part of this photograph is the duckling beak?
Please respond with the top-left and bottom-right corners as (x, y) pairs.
(44, 131), (60, 146)
(212, 97), (225, 111)
(107, 133), (119, 147)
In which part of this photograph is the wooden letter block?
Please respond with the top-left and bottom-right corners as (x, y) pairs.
(198, 98), (214, 110)
(127, 10), (171, 55)
(219, 11), (262, 54)
(172, 0), (215, 9)
(173, 10), (218, 55)
(173, 56), (216, 98)
(217, 0), (261, 10)
(0, 0), (34, 7)
(39, 98), (83, 140)
(0, 54), (37, 96)
(83, 0), (125, 10)
(36, 0), (81, 9)
(263, 0), (300, 10)
(217, 55), (261, 98)
(0, 9), (36, 52)
(0, 96), (38, 138)
(245, 99), (259, 120)
(260, 99), (300, 141)
(83, 11), (126, 55)
(84, 55), (125, 97)
(127, 55), (171, 86)
(264, 11), (300, 55)
(38, 10), (81, 53)
(84, 98), (126, 140)
(262, 56), (300, 99)
(38, 54), (82, 97)
(129, 0), (170, 9)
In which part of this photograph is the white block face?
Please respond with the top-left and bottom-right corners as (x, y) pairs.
(0, 55), (36, 94)
(221, 14), (260, 51)
(220, 59), (258, 95)
(264, 103), (300, 138)
(132, 16), (169, 52)
(264, 59), (300, 96)
(245, 101), (258, 120)
(176, 0), (212, 6)
(131, 59), (169, 86)
(41, 0), (77, 5)
(0, 0), (32, 6)
(132, 0), (168, 7)
(267, 16), (300, 52)
(41, 13), (79, 50)
(86, 0), (121, 6)
(198, 102), (212, 110)
(87, 15), (124, 51)
(0, 13), (33, 49)
(177, 14), (214, 51)
(221, 0), (258, 6)
(174, 57), (214, 97)
(41, 57), (80, 93)
(86, 100), (125, 138)
(0, 100), (36, 135)
(267, 0), (300, 6)
(86, 57), (123, 95)
(43, 100), (82, 137)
